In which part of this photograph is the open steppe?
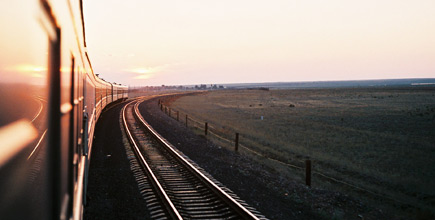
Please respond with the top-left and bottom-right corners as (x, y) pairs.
(166, 86), (435, 218)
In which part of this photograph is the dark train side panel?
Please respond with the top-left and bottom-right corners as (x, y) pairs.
(0, 0), (128, 220)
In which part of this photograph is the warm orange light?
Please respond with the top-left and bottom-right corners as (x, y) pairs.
(134, 74), (152, 79)
(14, 64), (46, 73)
(0, 120), (38, 167)
(130, 67), (157, 80)
(60, 66), (70, 73)
(132, 68), (151, 74)
(9, 64), (47, 78)
(31, 73), (44, 78)
(32, 67), (44, 72)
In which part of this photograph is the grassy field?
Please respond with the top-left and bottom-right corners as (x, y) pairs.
(167, 86), (435, 217)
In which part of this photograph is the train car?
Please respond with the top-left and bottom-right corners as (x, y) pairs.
(0, 0), (128, 219)
(112, 83), (129, 102)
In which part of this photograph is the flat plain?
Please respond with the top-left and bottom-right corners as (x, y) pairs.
(168, 86), (435, 218)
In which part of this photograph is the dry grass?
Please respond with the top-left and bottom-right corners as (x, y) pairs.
(168, 87), (435, 217)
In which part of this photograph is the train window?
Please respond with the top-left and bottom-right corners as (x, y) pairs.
(0, 0), (50, 219)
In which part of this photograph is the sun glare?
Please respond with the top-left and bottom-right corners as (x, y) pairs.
(134, 68), (150, 74)
(32, 67), (44, 72)
(130, 67), (157, 80)
(134, 74), (152, 79)
(12, 64), (47, 77)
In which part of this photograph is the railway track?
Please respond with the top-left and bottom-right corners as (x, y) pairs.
(122, 98), (266, 219)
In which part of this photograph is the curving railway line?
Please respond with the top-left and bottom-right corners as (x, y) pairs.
(122, 98), (267, 219)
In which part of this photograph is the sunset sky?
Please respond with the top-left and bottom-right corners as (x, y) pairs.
(84, 0), (435, 86)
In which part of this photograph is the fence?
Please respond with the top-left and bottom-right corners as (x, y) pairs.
(157, 99), (413, 207)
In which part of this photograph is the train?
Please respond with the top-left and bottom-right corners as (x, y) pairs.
(0, 0), (127, 219)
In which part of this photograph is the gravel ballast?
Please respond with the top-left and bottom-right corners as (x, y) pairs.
(84, 102), (151, 219)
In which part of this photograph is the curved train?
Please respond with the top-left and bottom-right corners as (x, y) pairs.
(0, 0), (127, 219)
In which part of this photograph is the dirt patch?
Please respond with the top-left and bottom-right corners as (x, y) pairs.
(138, 96), (395, 220)
(164, 88), (435, 219)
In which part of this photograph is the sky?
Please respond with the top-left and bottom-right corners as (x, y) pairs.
(0, 0), (48, 85)
(84, 0), (435, 86)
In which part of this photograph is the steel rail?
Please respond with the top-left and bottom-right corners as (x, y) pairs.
(134, 100), (261, 220)
(31, 98), (44, 123)
(27, 129), (48, 160)
(122, 100), (183, 220)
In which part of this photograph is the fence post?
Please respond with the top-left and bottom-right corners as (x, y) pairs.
(205, 122), (208, 136)
(235, 133), (239, 152)
(185, 115), (188, 127)
(305, 160), (311, 187)
(177, 111), (179, 121)
(160, 104), (163, 111)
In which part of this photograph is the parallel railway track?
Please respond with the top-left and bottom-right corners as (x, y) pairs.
(122, 98), (266, 219)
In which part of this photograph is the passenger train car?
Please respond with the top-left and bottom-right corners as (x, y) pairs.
(0, 0), (127, 219)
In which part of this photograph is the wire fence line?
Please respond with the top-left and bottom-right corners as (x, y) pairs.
(158, 101), (415, 207)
